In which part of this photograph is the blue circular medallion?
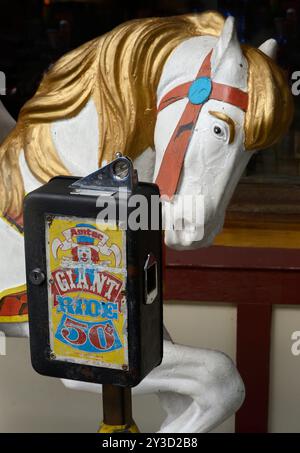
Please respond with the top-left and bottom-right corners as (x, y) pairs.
(188, 76), (212, 105)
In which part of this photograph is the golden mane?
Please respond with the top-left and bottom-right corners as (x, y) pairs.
(0, 11), (293, 217)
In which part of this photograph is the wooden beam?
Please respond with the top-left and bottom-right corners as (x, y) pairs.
(235, 304), (272, 433)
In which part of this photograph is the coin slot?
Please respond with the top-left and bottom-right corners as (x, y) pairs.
(144, 253), (158, 305)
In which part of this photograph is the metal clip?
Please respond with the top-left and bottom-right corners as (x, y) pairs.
(69, 155), (138, 196)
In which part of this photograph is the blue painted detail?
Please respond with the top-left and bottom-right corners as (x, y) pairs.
(76, 223), (97, 229)
(188, 77), (212, 105)
(75, 223), (97, 245)
(77, 235), (94, 244)
(55, 314), (122, 353)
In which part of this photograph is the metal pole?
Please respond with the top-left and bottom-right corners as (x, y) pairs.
(98, 384), (139, 433)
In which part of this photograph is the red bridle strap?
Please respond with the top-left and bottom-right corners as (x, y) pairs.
(157, 80), (248, 114)
(155, 50), (248, 198)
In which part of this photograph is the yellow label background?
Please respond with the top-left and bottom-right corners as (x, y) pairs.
(46, 215), (128, 369)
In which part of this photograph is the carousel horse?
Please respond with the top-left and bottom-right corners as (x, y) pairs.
(0, 12), (293, 432)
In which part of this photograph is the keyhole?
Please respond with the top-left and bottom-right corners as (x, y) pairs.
(29, 268), (45, 286)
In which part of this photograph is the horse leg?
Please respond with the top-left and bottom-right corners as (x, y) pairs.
(63, 340), (245, 433)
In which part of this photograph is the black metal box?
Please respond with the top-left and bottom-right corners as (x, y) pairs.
(23, 158), (163, 387)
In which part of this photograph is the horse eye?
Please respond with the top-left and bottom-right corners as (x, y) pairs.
(212, 123), (227, 141)
(214, 126), (222, 135)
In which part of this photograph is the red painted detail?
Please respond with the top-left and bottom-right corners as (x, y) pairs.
(157, 81), (248, 114)
(155, 50), (248, 198)
(157, 82), (191, 112)
(210, 83), (248, 111)
(155, 102), (204, 199)
(155, 51), (213, 199)
(0, 292), (28, 317)
(3, 212), (24, 233)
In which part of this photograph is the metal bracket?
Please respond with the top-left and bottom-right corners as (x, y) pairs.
(69, 155), (138, 196)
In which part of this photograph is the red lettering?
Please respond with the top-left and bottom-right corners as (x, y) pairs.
(61, 317), (88, 345)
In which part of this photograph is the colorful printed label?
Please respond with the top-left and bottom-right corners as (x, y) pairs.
(46, 215), (127, 370)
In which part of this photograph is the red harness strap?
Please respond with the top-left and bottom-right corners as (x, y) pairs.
(4, 212), (24, 232)
(0, 213), (27, 321)
(155, 50), (248, 198)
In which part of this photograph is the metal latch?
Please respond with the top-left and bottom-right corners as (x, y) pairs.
(69, 154), (138, 196)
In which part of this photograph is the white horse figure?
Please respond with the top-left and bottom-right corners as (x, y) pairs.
(0, 12), (293, 432)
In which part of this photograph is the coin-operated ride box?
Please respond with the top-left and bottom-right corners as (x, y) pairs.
(23, 156), (163, 387)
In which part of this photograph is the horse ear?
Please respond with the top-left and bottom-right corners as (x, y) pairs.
(211, 16), (247, 91)
(211, 16), (243, 74)
(259, 39), (277, 60)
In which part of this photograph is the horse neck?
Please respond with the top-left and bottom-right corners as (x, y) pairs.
(18, 76), (158, 197)
(19, 150), (41, 195)
(19, 139), (155, 197)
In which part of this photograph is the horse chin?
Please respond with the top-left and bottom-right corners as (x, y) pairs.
(164, 218), (224, 250)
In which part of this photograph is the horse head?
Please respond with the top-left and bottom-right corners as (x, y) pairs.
(154, 16), (291, 249)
